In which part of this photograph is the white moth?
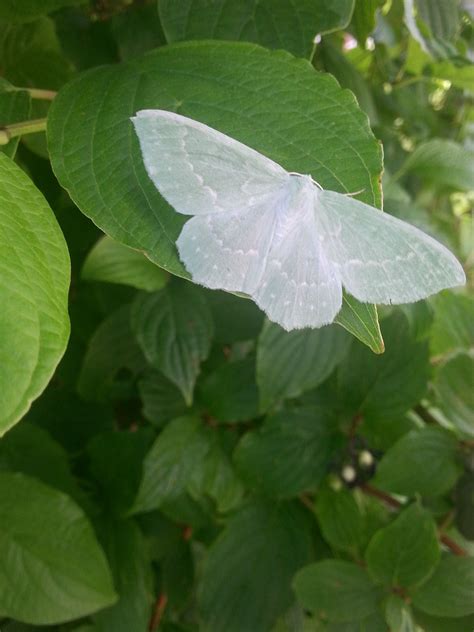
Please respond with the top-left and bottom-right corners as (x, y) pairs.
(132, 109), (465, 331)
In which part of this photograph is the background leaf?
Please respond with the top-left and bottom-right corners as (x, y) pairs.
(199, 500), (312, 632)
(337, 311), (429, 420)
(131, 280), (214, 404)
(82, 235), (169, 292)
(0, 0), (84, 22)
(257, 321), (351, 411)
(293, 560), (378, 623)
(365, 503), (440, 589)
(412, 557), (474, 617)
(159, 0), (355, 58)
(234, 407), (336, 497)
(373, 427), (461, 497)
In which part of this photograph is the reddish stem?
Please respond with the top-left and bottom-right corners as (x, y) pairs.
(360, 483), (467, 557)
(149, 593), (168, 632)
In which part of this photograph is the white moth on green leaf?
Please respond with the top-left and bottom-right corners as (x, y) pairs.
(132, 110), (465, 331)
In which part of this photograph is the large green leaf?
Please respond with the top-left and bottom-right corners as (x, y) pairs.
(337, 311), (429, 419)
(0, 472), (116, 624)
(365, 503), (440, 589)
(47, 41), (383, 346)
(198, 500), (312, 632)
(293, 560), (378, 623)
(159, 0), (355, 58)
(0, 153), (70, 435)
(435, 352), (474, 438)
(257, 321), (351, 411)
(373, 427), (461, 497)
(0, 0), (84, 22)
(412, 557), (474, 617)
(234, 407), (336, 497)
(131, 280), (214, 404)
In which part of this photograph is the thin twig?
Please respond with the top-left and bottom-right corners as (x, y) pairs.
(0, 118), (47, 144)
(360, 483), (468, 557)
(149, 593), (168, 631)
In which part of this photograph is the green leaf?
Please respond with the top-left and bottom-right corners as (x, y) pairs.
(87, 429), (154, 516)
(0, 153), (70, 435)
(188, 429), (244, 513)
(328, 612), (388, 631)
(435, 352), (474, 438)
(351, 0), (384, 44)
(318, 41), (378, 124)
(337, 311), (429, 419)
(0, 472), (116, 624)
(234, 407), (336, 497)
(132, 416), (210, 513)
(198, 355), (259, 423)
(0, 422), (81, 502)
(138, 369), (188, 427)
(0, 18), (73, 157)
(335, 295), (384, 355)
(47, 40), (382, 335)
(93, 519), (153, 632)
(204, 289), (264, 343)
(315, 487), (365, 554)
(199, 500), (312, 632)
(0, 80), (31, 158)
(131, 280), (214, 404)
(0, 0), (84, 22)
(293, 560), (378, 623)
(365, 503), (440, 589)
(430, 59), (474, 91)
(159, 0), (355, 58)
(373, 427), (461, 497)
(111, 2), (166, 61)
(413, 611), (474, 632)
(454, 473), (474, 541)
(257, 321), (351, 411)
(412, 556), (474, 617)
(430, 292), (474, 357)
(78, 305), (147, 402)
(384, 595), (416, 632)
(82, 235), (169, 292)
(399, 139), (474, 191)
(403, 0), (461, 59)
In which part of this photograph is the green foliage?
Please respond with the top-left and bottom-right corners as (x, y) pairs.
(0, 0), (472, 630)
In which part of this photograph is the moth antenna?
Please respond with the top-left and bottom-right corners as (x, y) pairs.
(288, 172), (323, 190)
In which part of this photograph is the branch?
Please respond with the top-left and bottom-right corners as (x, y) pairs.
(149, 593), (168, 631)
(360, 483), (468, 557)
(0, 118), (47, 145)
